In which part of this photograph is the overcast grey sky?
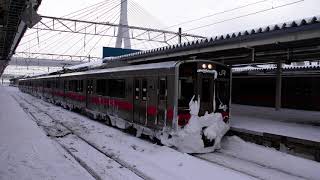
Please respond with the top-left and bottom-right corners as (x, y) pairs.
(37, 0), (319, 35)
(15, 0), (320, 59)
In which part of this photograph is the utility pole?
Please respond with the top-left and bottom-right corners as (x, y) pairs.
(115, 0), (131, 49)
(178, 27), (182, 44)
(275, 60), (282, 110)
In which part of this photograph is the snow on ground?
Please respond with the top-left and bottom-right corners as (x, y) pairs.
(231, 116), (320, 143)
(6, 86), (254, 180)
(199, 136), (320, 180)
(13, 91), (145, 180)
(5, 85), (320, 180)
(0, 86), (95, 180)
(57, 134), (143, 180)
(232, 104), (320, 125)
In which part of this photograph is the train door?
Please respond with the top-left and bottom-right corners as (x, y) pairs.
(198, 73), (214, 116)
(133, 78), (148, 125)
(157, 77), (167, 127)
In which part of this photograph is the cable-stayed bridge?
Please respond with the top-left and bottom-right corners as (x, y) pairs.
(4, 0), (206, 77)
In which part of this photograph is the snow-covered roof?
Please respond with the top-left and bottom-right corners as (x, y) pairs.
(104, 16), (320, 63)
(233, 63), (320, 73)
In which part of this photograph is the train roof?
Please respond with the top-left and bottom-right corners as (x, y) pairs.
(21, 61), (178, 80)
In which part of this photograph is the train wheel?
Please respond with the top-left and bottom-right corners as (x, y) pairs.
(315, 149), (320, 162)
(104, 115), (111, 125)
(125, 126), (137, 136)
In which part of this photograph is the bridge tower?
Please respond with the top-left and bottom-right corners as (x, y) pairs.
(115, 0), (131, 49)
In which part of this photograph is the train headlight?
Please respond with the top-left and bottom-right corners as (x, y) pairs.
(208, 64), (213, 69)
(202, 64), (207, 69)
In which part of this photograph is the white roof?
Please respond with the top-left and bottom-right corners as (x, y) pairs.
(23, 61), (178, 80)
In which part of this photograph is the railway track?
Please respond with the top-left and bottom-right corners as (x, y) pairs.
(11, 94), (150, 180)
(194, 152), (308, 180)
(12, 91), (319, 180)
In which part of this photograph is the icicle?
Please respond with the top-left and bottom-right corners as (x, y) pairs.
(84, 27), (86, 52)
(213, 82), (216, 113)
(37, 24), (40, 48)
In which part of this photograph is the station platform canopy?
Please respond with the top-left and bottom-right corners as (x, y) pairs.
(106, 16), (320, 66)
(0, 0), (42, 76)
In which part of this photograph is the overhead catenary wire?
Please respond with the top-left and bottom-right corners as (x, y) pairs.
(81, 11), (121, 56)
(129, 0), (304, 48)
(59, 1), (123, 55)
(76, 1), (125, 57)
(116, 0), (168, 49)
(22, 0), (122, 58)
(44, 0), (124, 57)
(162, 0), (270, 30)
(185, 0), (304, 32)
(126, 1), (158, 49)
(124, 0), (271, 47)
(16, 0), (306, 59)
(19, 0), (113, 47)
(22, 0), (111, 38)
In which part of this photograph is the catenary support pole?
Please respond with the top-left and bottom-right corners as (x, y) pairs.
(275, 60), (282, 110)
(178, 28), (182, 44)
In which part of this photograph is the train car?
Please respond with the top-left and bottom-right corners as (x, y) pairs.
(18, 59), (231, 153)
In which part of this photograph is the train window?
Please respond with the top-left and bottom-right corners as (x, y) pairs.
(142, 79), (147, 101)
(96, 79), (106, 95)
(69, 80), (79, 92)
(46, 81), (51, 88)
(134, 79), (140, 100)
(69, 80), (77, 92)
(201, 78), (211, 102)
(159, 78), (166, 101)
(178, 77), (194, 107)
(216, 80), (229, 106)
(64, 80), (67, 91)
(108, 79), (125, 98)
(68, 80), (72, 91)
(78, 80), (83, 92)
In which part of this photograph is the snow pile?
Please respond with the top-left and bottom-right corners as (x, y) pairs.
(162, 95), (230, 153)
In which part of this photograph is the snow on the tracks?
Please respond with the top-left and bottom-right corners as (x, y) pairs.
(199, 136), (320, 180)
(13, 91), (144, 180)
(9, 87), (254, 180)
(57, 134), (143, 180)
(0, 86), (94, 180)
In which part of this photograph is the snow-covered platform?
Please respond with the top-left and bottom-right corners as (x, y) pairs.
(230, 104), (320, 161)
(231, 104), (320, 143)
(0, 86), (94, 179)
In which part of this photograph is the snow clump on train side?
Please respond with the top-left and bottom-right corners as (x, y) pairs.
(161, 95), (230, 153)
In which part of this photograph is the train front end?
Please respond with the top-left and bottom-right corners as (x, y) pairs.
(161, 60), (231, 153)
